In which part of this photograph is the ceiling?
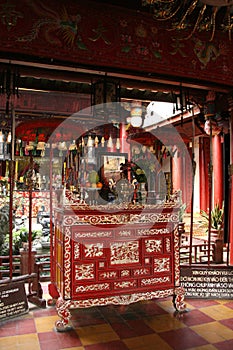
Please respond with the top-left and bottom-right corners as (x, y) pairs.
(0, 0), (232, 139)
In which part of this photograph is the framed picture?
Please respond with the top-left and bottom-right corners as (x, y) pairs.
(97, 152), (127, 184)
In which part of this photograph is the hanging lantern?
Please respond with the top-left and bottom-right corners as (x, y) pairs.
(130, 101), (143, 127)
(91, 75), (121, 121)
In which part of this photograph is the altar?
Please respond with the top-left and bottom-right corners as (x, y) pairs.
(49, 193), (185, 331)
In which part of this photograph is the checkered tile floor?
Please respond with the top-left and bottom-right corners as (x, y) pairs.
(1, 283), (233, 349)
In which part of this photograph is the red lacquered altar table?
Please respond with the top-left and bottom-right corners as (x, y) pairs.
(49, 199), (185, 331)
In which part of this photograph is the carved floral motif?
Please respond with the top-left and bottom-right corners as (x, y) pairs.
(99, 271), (117, 279)
(110, 241), (139, 265)
(154, 257), (170, 272)
(145, 239), (162, 253)
(75, 263), (95, 280)
(75, 283), (110, 293)
(114, 280), (137, 289)
(141, 276), (170, 286)
(84, 243), (104, 258)
(137, 228), (169, 236)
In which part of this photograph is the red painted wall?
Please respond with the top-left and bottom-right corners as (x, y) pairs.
(0, 0), (232, 87)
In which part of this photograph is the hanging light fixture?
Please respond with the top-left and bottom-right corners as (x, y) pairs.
(130, 101), (144, 128)
(0, 65), (20, 115)
(91, 74), (121, 122)
(172, 84), (192, 125)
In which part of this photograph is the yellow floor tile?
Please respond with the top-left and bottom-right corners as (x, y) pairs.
(123, 334), (172, 350)
(156, 299), (176, 313)
(76, 323), (119, 346)
(61, 348), (85, 350)
(188, 345), (218, 350)
(144, 313), (186, 332)
(199, 304), (233, 321)
(0, 334), (40, 350)
(191, 321), (233, 343)
(34, 315), (60, 332)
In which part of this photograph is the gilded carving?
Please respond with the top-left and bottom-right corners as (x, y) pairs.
(121, 270), (130, 277)
(141, 276), (170, 286)
(75, 283), (110, 293)
(110, 241), (139, 265)
(75, 263), (95, 280)
(74, 231), (112, 238)
(74, 243), (80, 259)
(99, 271), (117, 279)
(134, 268), (150, 276)
(114, 280), (137, 289)
(84, 243), (104, 258)
(137, 228), (169, 236)
(64, 227), (72, 298)
(154, 257), (170, 272)
(145, 239), (162, 253)
(165, 237), (171, 253)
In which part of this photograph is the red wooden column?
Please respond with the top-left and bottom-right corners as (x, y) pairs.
(172, 148), (183, 194)
(119, 123), (130, 155)
(212, 134), (223, 207)
(228, 96), (233, 265)
(199, 137), (208, 211)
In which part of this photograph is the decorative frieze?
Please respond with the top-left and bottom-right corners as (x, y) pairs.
(75, 283), (110, 293)
(141, 276), (171, 286)
(137, 228), (169, 236)
(74, 230), (113, 238)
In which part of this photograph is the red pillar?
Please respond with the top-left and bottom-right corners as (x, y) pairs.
(212, 134), (223, 207)
(172, 148), (183, 194)
(228, 96), (233, 265)
(119, 123), (130, 156)
(199, 137), (208, 211)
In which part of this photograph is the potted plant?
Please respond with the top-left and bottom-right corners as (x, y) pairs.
(200, 202), (224, 263)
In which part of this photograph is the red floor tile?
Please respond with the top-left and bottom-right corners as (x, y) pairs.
(159, 327), (208, 350)
(219, 317), (233, 330)
(223, 301), (233, 310)
(38, 330), (82, 349)
(33, 307), (57, 317)
(85, 340), (129, 350)
(0, 321), (17, 337)
(181, 309), (215, 326)
(130, 300), (168, 316)
(214, 339), (233, 350)
(17, 318), (36, 334)
(186, 298), (219, 308)
(110, 319), (154, 339)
